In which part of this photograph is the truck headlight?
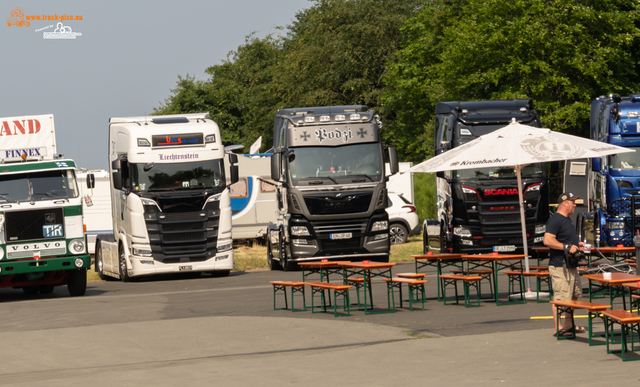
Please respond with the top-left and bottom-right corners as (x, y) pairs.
(453, 226), (472, 237)
(69, 239), (85, 254)
(291, 226), (310, 236)
(371, 221), (388, 231)
(535, 224), (546, 234)
(217, 242), (233, 252)
(132, 247), (153, 257)
(607, 221), (625, 230)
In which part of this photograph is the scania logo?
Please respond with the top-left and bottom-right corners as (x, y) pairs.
(335, 193), (342, 198)
(45, 213), (56, 223)
(484, 188), (518, 196)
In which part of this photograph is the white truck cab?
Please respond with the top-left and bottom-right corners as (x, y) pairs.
(95, 113), (238, 280)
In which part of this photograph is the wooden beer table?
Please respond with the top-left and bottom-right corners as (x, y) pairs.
(340, 261), (396, 315)
(412, 253), (464, 301)
(463, 253), (527, 306)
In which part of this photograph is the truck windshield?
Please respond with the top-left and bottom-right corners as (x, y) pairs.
(131, 160), (225, 192)
(0, 170), (78, 203)
(454, 163), (545, 180)
(288, 143), (383, 185)
(609, 148), (640, 170)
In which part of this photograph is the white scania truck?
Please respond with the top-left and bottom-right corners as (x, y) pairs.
(0, 114), (90, 296)
(94, 113), (238, 280)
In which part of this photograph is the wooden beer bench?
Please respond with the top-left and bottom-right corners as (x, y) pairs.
(550, 300), (611, 346)
(383, 277), (429, 311)
(601, 310), (640, 361)
(269, 281), (307, 312)
(439, 274), (482, 308)
(307, 282), (352, 317)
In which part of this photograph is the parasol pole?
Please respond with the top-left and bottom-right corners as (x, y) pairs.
(515, 165), (532, 292)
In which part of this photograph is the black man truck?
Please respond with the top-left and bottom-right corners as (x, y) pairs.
(0, 114), (90, 296)
(267, 106), (398, 271)
(95, 113), (238, 281)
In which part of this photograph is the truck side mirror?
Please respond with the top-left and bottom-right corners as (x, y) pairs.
(388, 146), (399, 175)
(112, 171), (122, 190)
(271, 154), (281, 181)
(228, 153), (238, 164)
(86, 173), (95, 189)
(230, 164), (239, 185)
(591, 157), (601, 172)
(111, 159), (121, 171)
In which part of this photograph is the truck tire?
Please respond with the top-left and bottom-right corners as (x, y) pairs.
(439, 222), (448, 253)
(119, 244), (132, 282)
(67, 269), (87, 297)
(279, 229), (296, 271)
(389, 223), (408, 245)
(423, 226), (429, 254)
(23, 286), (39, 295)
(96, 242), (107, 280)
(267, 236), (281, 270)
(39, 285), (55, 294)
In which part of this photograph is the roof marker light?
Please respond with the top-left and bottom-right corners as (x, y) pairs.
(335, 115), (345, 121)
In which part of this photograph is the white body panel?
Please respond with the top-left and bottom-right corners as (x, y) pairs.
(77, 170), (111, 254)
(0, 114), (56, 162)
(227, 155), (278, 240)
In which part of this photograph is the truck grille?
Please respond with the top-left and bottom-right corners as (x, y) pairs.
(304, 192), (372, 215)
(145, 201), (220, 261)
(5, 208), (64, 242)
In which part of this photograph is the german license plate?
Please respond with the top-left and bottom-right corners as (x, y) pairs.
(330, 232), (352, 240)
(494, 245), (516, 252)
(179, 265), (193, 271)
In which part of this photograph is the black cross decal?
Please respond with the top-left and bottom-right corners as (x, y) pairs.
(357, 128), (367, 138)
(300, 131), (310, 141)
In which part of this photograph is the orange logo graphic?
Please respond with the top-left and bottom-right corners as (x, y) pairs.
(6, 7), (30, 27)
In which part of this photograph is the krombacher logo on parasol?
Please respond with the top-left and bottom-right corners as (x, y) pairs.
(451, 158), (507, 167)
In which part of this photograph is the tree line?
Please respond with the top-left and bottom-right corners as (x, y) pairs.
(155, 0), (640, 164)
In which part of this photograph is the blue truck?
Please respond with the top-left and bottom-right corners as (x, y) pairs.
(576, 94), (640, 246)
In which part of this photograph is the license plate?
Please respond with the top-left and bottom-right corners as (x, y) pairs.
(179, 265), (193, 271)
(330, 232), (352, 240)
(494, 245), (516, 252)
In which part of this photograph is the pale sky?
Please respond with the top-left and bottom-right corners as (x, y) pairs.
(0, 0), (311, 170)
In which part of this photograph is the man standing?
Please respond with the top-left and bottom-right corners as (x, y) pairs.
(543, 192), (585, 336)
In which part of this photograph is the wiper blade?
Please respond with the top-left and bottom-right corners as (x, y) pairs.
(349, 174), (374, 182)
(0, 193), (17, 202)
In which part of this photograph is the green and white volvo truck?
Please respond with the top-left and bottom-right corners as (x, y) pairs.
(0, 114), (90, 296)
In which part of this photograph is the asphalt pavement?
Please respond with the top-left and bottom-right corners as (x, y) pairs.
(1, 261), (639, 386)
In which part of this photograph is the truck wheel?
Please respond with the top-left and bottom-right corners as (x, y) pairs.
(279, 230), (296, 271)
(39, 285), (55, 294)
(119, 244), (132, 282)
(423, 226), (429, 254)
(67, 269), (87, 297)
(389, 223), (408, 245)
(267, 236), (281, 270)
(439, 222), (448, 253)
(96, 243), (107, 280)
(23, 286), (39, 295)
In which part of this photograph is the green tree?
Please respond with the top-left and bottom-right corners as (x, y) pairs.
(156, 0), (421, 151)
(383, 0), (640, 163)
(155, 34), (284, 149)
